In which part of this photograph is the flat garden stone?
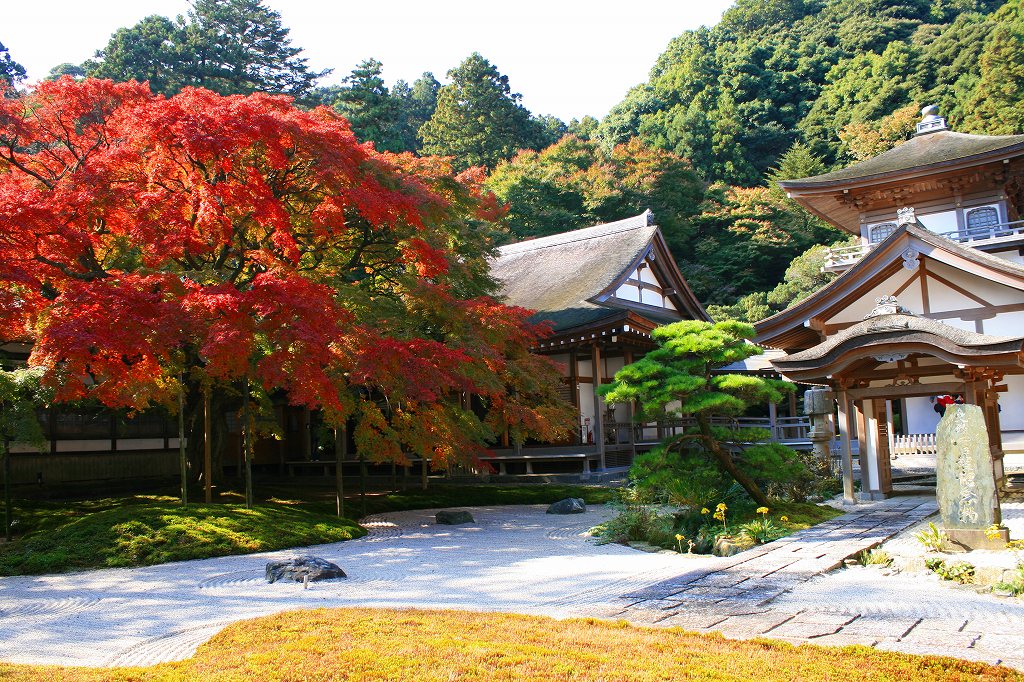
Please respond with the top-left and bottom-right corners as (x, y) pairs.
(435, 510), (475, 525)
(266, 556), (347, 583)
(547, 498), (586, 514)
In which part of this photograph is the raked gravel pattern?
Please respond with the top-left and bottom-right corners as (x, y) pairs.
(1, 498), (1023, 671)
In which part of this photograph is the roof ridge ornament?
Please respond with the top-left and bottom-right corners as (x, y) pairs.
(915, 104), (948, 136)
(865, 295), (915, 319)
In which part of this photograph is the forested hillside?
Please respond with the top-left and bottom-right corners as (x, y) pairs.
(4, 0), (1024, 315)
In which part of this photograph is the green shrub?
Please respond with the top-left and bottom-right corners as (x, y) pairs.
(925, 558), (975, 584)
(995, 563), (1024, 596)
(857, 548), (893, 566)
(914, 522), (947, 552)
(738, 517), (786, 545)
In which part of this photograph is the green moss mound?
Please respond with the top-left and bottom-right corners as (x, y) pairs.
(0, 498), (365, 575)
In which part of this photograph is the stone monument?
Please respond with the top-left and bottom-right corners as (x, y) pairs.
(935, 404), (1008, 549)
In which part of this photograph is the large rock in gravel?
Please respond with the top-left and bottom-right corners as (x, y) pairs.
(547, 498), (586, 514)
(436, 510), (475, 525)
(266, 556), (347, 583)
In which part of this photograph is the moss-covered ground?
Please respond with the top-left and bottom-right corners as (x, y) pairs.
(0, 608), (1016, 681)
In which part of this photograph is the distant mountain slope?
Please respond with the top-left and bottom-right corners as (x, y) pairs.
(599, 0), (1015, 186)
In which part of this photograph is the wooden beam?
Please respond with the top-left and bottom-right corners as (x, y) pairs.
(927, 302), (1024, 322)
(920, 258), (931, 315)
(847, 381), (965, 400)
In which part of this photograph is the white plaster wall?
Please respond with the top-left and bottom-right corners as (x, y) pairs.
(939, 317), (977, 333)
(826, 270), (921, 325)
(927, 261), (1023, 307)
(863, 399), (881, 491)
(1001, 375), (1024, 431)
(641, 288), (663, 306)
(578, 383), (596, 440)
(989, 250), (1024, 265)
(905, 396), (942, 434)
(577, 359), (593, 378)
(604, 356), (625, 378)
(981, 311), (1024, 336)
(918, 209), (958, 234)
(615, 282), (640, 302)
(639, 265), (659, 285)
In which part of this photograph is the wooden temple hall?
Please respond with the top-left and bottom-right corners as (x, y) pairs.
(488, 211), (706, 474)
(756, 106), (1024, 501)
(488, 211), (809, 476)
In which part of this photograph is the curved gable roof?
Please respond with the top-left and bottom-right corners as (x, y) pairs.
(755, 224), (1024, 350)
(772, 313), (1024, 383)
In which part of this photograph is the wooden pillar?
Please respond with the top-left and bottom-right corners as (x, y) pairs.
(624, 350), (637, 461)
(788, 390), (798, 419)
(592, 343), (606, 471)
(985, 377), (1006, 489)
(568, 348), (580, 444)
(836, 387), (856, 504)
(768, 401), (779, 442)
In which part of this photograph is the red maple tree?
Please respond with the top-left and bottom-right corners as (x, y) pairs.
(0, 78), (573, 492)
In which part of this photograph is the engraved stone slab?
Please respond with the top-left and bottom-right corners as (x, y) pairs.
(936, 404), (1000, 538)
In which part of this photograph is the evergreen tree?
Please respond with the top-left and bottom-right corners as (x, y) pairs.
(0, 41), (26, 93)
(419, 53), (544, 170)
(333, 59), (402, 151)
(966, 0), (1024, 134)
(601, 320), (801, 507)
(85, 0), (327, 97)
(86, 15), (188, 96)
(391, 72), (440, 153)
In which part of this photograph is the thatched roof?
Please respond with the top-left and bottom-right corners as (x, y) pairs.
(491, 211), (707, 332)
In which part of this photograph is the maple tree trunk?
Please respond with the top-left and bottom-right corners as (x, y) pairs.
(695, 415), (770, 507)
(178, 380), (187, 506)
(334, 426), (345, 518)
(3, 435), (10, 542)
(204, 387), (212, 503)
(242, 377), (253, 509)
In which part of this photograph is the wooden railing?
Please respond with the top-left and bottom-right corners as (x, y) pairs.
(891, 433), (937, 456)
(606, 416), (810, 447)
(824, 219), (1024, 271)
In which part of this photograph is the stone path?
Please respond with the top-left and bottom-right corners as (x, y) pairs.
(1, 497), (1023, 671)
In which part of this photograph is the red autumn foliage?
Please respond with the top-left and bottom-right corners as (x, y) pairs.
(0, 78), (572, 467)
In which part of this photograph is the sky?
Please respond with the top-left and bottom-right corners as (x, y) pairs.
(5, 0), (734, 122)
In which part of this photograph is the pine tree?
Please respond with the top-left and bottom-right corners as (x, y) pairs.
(419, 53), (544, 170)
(0, 41), (26, 94)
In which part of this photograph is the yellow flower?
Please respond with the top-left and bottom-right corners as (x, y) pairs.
(716, 503), (728, 512)
(779, 516), (789, 523)
(985, 523), (1004, 541)
(675, 534), (685, 541)
(713, 511), (725, 522)
(756, 507), (769, 516)
(700, 508), (710, 515)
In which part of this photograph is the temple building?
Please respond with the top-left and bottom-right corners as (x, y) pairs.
(756, 106), (1024, 501)
(487, 211), (710, 475)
